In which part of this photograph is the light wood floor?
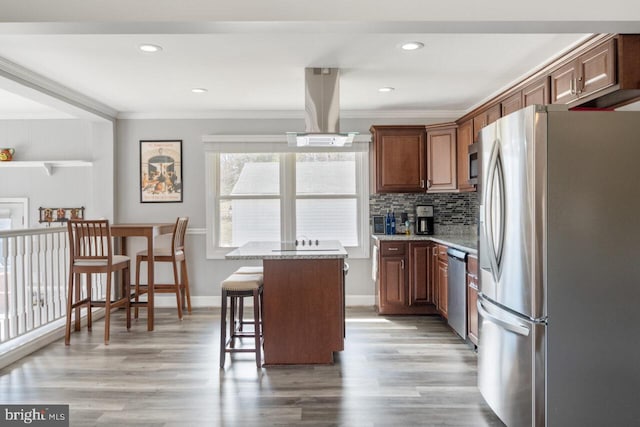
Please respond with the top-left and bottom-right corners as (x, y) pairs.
(0, 307), (504, 426)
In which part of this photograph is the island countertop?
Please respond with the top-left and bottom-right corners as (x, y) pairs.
(225, 240), (348, 260)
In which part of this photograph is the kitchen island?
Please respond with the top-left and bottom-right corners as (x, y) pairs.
(226, 241), (348, 365)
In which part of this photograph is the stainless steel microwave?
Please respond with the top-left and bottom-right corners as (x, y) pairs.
(468, 141), (479, 185)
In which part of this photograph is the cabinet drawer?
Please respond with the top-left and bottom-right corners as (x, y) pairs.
(380, 242), (406, 256)
(467, 255), (478, 277)
(437, 244), (448, 261)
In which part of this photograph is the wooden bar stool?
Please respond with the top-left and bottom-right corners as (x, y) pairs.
(220, 273), (264, 368)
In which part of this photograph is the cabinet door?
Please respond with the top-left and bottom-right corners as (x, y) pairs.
(379, 255), (406, 309)
(523, 76), (550, 106)
(372, 126), (426, 193)
(408, 242), (434, 306)
(472, 104), (501, 141)
(550, 61), (579, 104)
(426, 126), (457, 192)
(437, 259), (448, 319)
(501, 91), (523, 116)
(578, 38), (616, 97)
(467, 274), (479, 345)
(431, 245), (439, 309)
(456, 120), (476, 192)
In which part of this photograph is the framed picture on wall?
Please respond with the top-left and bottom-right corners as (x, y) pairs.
(140, 140), (183, 203)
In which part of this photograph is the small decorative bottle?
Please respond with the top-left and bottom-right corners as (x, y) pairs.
(390, 211), (396, 235)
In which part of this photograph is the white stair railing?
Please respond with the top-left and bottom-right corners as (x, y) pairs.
(0, 227), (107, 345)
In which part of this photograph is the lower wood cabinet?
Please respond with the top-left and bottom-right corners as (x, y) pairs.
(376, 240), (437, 315)
(467, 255), (479, 346)
(435, 244), (448, 319)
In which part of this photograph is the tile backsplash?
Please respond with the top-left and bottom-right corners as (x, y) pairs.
(369, 192), (479, 234)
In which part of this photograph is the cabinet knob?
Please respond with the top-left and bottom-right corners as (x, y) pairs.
(401, 259), (405, 269)
(420, 179), (425, 188)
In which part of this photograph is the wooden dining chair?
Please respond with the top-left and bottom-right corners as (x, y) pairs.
(134, 217), (191, 319)
(65, 219), (131, 345)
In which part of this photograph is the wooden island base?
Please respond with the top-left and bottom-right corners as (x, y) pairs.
(263, 258), (345, 365)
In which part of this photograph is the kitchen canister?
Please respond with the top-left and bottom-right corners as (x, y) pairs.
(0, 148), (15, 161)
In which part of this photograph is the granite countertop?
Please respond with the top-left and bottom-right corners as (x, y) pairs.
(225, 240), (348, 260)
(371, 233), (478, 256)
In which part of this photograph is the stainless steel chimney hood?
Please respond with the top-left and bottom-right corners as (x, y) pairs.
(287, 68), (357, 147)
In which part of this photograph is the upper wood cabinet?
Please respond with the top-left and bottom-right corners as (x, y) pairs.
(501, 91), (523, 116)
(456, 119), (475, 192)
(523, 76), (550, 106)
(472, 104), (500, 141)
(370, 125), (426, 193)
(550, 39), (616, 105)
(426, 124), (457, 193)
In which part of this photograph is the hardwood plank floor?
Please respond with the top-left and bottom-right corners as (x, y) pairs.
(0, 307), (504, 426)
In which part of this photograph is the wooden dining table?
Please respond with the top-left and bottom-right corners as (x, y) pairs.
(111, 222), (174, 331)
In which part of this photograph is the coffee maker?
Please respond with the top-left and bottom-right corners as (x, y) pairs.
(415, 205), (434, 235)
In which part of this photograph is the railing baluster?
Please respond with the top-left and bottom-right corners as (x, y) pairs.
(1, 236), (9, 342)
(0, 227), (70, 344)
(9, 236), (18, 339)
(17, 235), (29, 335)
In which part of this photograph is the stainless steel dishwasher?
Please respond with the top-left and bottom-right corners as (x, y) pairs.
(447, 247), (467, 340)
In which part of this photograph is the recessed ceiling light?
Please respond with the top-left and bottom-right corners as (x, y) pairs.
(139, 44), (163, 53)
(191, 88), (208, 93)
(401, 41), (424, 51)
(378, 87), (395, 93)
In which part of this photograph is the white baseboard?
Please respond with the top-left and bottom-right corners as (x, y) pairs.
(153, 294), (375, 308)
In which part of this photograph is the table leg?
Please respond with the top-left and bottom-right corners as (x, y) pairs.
(146, 231), (154, 331)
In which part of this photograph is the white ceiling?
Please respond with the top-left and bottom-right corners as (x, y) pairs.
(0, 1), (638, 119)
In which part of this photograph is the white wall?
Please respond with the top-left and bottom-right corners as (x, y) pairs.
(115, 115), (453, 305)
(0, 119), (114, 225)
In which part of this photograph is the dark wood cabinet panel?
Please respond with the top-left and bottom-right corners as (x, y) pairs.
(523, 76), (550, 106)
(371, 126), (426, 193)
(456, 119), (475, 192)
(472, 104), (501, 142)
(501, 91), (523, 116)
(380, 255), (406, 308)
(550, 60), (578, 104)
(579, 38), (616, 97)
(263, 258), (344, 364)
(437, 259), (448, 319)
(434, 244), (449, 318)
(426, 125), (457, 192)
(408, 242), (434, 306)
(376, 241), (437, 315)
(551, 38), (616, 105)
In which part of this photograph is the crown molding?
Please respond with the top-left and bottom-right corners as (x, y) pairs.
(117, 109), (464, 121)
(0, 56), (117, 121)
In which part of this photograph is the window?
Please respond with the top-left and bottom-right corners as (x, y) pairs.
(219, 153), (281, 247)
(205, 136), (369, 258)
(0, 197), (29, 269)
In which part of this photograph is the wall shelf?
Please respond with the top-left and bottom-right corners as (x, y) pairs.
(0, 160), (93, 176)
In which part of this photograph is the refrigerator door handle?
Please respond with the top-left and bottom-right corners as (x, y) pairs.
(483, 140), (506, 282)
(477, 300), (530, 337)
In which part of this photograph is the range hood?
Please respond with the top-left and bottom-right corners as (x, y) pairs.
(286, 68), (357, 147)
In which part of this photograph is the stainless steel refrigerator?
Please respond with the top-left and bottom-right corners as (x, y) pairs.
(477, 105), (640, 427)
